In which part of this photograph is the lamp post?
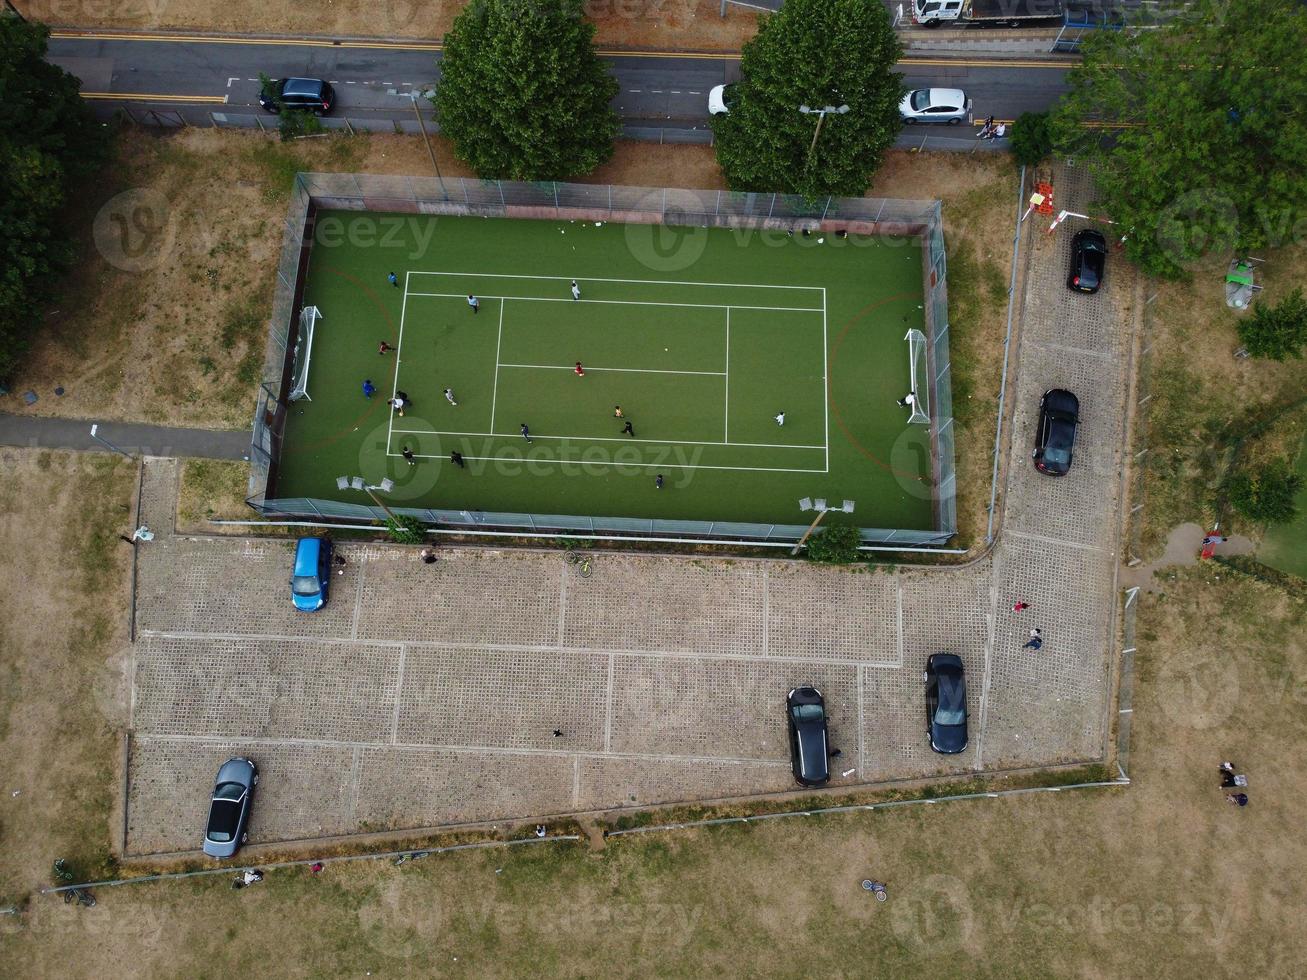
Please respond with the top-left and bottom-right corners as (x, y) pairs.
(791, 497), (856, 556)
(339, 475), (398, 520)
(799, 103), (850, 159)
(89, 423), (133, 460)
(409, 89), (448, 199)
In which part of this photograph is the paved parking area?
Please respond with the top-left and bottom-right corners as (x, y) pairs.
(125, 165), (1136, 854)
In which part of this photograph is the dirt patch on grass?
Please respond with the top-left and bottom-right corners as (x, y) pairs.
(3, 565), (1305, 974)
(0, 449), (136, 901)
(29, 0), (761, 50)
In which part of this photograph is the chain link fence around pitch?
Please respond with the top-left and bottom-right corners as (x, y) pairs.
(249, 175), (957, 547)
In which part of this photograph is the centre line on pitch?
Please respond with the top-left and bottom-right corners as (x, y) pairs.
(498, 363), (726, 377)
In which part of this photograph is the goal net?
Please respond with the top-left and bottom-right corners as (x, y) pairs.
(289, 306), (321, 402)
(904, 328), (930, 425)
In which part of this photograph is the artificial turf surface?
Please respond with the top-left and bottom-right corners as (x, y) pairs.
(274, 212), (937, 530)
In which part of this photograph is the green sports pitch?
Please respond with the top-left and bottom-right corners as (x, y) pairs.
(274, 212), (938, 530)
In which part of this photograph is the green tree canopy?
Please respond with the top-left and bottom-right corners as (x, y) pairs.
(711, 0), (903, 199)
(434, 0), (619, 180)
(1237, 288), (1307, 361)
(1228, 460), (1302, 525)
(0, 17), (111, 380)
(1051, 0), (1307, 279)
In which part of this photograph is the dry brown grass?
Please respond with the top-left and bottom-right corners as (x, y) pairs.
(1138, 240), (1307, 557)
(0, 449), (136, 898)
(26, 0), (761, 50)
(174, 458), (285, 534)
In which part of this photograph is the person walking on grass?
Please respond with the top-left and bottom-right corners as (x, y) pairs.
(622, 420), (635, 437)
(774, 412), (786, 427)
(450, 450), (465, 469)
(614, 406), (624, 419)
(468, 294), (480, 314)
(388, 272), (398, 288)
(575, 361), (585, 377)
(571, 280), (581, 301)
(401, 446), (416, 466)
(520, 423), (533, 444)
(362, 379), (376, 399)
(444, 387), (458, 407)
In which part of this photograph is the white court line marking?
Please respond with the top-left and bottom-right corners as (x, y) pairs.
(451, 456), (827, 474)
(822, 286), (830, 472)
(388, 273), (413, 453)
(226, 77), (239, 88)
(408, 292), (820, 313)
(389, 428), (824, 450)
(724, 307), (730, 442)
(499, 362), (725, 377)
(490, 298), (504, 431)
(408, 270), (824, 291)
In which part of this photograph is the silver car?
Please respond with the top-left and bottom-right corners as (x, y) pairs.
(203, 757), (258, 858)
(899, 88), (969, 125)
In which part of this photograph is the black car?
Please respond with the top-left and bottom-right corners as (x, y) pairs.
(1067, 228), (1107, 293)
(259, 77), (336, 115)
(925, 654), (968, 754)
(1033, 388), (1080, 476)
(786, 687), (830, 787)
(203, 757), (258, 858)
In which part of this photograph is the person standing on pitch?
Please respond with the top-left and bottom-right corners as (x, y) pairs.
(774, 412), (786, 426)
(613, 406), (624, 418)
(388, 272), (399, 288)
(450, 450), (465, 468)
(571, 280), (581, 301)
(520, 423), (533, 444)
(622, 420), (634, 437)
(362, 379), (376, 399)
(655, 474), (664, 490)
(897, 391), (916, 409)
(467, 294), (479, 314)
(401, 446), (416, 466)
(444, 388), (458, 406)
(574, 361), (585, 377)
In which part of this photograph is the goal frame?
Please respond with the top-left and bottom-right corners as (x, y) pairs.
(904, 328), (930, 425)
(289, 305), (321, 402)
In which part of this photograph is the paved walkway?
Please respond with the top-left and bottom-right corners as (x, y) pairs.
(0, 411), (248, 460)
(116, 164), (1141, 852)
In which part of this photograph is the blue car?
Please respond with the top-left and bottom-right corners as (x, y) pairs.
(290, 536), (332, 612)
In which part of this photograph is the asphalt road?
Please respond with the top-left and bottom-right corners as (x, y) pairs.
(47, 31), (1071, 136)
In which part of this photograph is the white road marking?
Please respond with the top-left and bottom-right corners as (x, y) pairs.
(226, 77), (239, 88)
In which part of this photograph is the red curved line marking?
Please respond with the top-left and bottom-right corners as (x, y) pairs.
(828, 289), (930, 483)
(281, 262), (401, 457)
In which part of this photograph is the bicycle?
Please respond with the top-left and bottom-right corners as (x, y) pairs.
(64, 887), (96, 908)
(52, 859), (74, 881)
(563, 550), (593, 578)
(862, 880), (888, 902)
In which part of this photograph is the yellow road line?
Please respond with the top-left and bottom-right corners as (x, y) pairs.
(51, 29), (1076, 68)
(81, 91), (227, 103)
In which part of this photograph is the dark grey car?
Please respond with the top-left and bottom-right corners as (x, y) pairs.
(786, 687), (830, 787)
(925, 654), (968, 754)
(203, 757), (258, 858)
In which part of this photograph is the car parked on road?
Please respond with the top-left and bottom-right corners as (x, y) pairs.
(786, 686), (830, 786)
(203, 757), (258, 858)
(924, 654), (968, 754)
(290, 536), (332, 612)
(899, 88), (969, 125)
(708, 83), (738, 116)
(1033, 388), (1080, 476)
(259, 77), (336, 115)
(1068, 228), (1107, 293)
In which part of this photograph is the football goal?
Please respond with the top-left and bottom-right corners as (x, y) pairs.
(289, 306), (321, 402)
(904, 328), (930, 425)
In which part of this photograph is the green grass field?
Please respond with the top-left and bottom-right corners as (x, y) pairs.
(275, 212), (936, 530)
(1258, 434), (1307, 579)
